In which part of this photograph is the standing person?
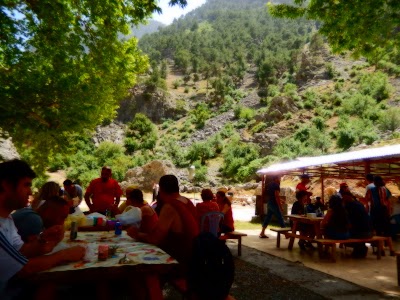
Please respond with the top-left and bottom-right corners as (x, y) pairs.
(365, 175), (392, 237)
(127, 174), (199, 269)
(152, 182), (159, 203)
(216, 190), (235, 234)
(296, 174), (313, 202)
(84, 166), (122, 216)
(63, 179), (83, 213)
(0, 159), (85, 298)
(364, 173), (375, 213)
(259, 175), (286, 238)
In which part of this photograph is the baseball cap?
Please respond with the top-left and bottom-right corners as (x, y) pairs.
(339, 182), (348, 188)
(300, 174), (310, 179)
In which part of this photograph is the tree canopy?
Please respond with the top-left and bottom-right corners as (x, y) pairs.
(268, 0), (400, 62)
(0, 0), (186, 170)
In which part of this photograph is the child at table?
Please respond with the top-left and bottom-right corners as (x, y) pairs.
(291, 190), (316, 250)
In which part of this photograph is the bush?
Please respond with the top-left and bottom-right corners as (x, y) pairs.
(359, 71), (392, 101)
(173, 79), (182, 89)
(379, 107), (400, 132)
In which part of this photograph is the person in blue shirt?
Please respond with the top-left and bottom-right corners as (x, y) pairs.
(259, 175), (286, 238)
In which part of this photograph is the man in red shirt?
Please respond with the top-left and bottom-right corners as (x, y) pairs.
(84, 166), (122, 215)
(296, 174), (313, 201)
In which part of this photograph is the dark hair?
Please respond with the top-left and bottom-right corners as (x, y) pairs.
(126, 188), (144, 203)
(0, 159), (36, 191)
(159, 174), (179, 194)
(216, 191), (231, 205)
(201, 189), (214, 201)
(373, 175), (385, 187)
(63, 179), (73, 186)
(328, 194), (343, 210)
(366, 173), (374, 182)
(295, 190), (308, 200)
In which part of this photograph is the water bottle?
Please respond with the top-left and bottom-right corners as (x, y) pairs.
(115, 221), (122, 236)
(70, 221), (78, 241)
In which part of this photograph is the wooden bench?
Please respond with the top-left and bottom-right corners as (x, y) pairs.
(395, 251), (400, 286)
(314, 236), (393, 262)
(270, 227), (292, 248)
(219, 231), (247, 256)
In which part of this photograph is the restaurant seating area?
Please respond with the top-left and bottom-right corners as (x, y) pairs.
(231, 227), (400, 297)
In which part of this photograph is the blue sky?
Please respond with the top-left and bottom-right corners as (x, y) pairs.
(152, 0), (206, 25)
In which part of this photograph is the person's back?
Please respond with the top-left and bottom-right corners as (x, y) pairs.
(127, 175), (199, 269)
(345, 198), (372, 238)
(188, 232), (234, 300)
(12, 208), (43, 242)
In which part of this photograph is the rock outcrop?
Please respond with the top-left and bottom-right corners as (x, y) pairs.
(0, 138), (20, 161)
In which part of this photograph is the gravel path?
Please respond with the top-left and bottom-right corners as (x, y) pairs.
(164, 244), (394, 300)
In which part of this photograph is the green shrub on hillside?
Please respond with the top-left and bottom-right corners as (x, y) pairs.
(125, 113), (158, 153)
(191, 103), (211, 129)
(221, 137), (260, 181)
(379, 107), (400, 132)
(186, 141), (215, 165)
(219, 123), (237, 139)
(341, 93), (377, 118)
(359, 71), (392, 101)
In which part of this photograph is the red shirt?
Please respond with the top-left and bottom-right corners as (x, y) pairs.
(85, 178), (122, 213)
(196, 201), (220, 227)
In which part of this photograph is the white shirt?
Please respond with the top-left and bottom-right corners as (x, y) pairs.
(0, 216), (27, 283)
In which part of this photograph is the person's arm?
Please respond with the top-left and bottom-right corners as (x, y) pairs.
(127, 203), (176, 245)
(320, 209), (332, 229)
(19, 226), (64, 258)
(221, 203), (230, 214)
(84, 192), (93, 212)
(275, 190), (283, 212)
(113, 181), (123, 207)
(16, 246), (85, 278)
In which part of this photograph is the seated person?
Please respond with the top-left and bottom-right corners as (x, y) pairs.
(63, 179), (83, 214)
(342, 191), (372, 257)
(321, 195), (350, 240)
(123, 188), (158, 234)
(390, 196), (400, 240)
(0, 159), (85, 299)
(216, 191), (234, 234)
(313, 196), (326, 215)
(12, 195), (70, 242)
(291, 190), (316, 250)
(127, 175), (199, 269)
(196, 189), (220, 232)
(30, 181), (62, 210)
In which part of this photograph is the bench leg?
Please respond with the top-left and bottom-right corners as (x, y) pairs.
(331, 244), (337, 262)
(238, 237), (242, 256)
(377, 240), (383, 260)
(386, 237), (395, 256)
(277, 233), (281, 248)
(397, 255), (400, 286)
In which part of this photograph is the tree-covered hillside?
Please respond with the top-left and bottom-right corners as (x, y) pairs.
(17, 0), (400, 189)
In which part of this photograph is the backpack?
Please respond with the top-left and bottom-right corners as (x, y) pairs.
(187, 232), (235, 300)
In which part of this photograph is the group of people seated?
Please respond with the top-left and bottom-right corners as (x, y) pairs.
(1, 159), (235, 300)
(291, 174), (399, 258)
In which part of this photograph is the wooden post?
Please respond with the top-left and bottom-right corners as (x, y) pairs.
(321, 173), (325, 204)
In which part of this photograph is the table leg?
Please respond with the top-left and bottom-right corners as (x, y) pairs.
(288, 221), (298, 250)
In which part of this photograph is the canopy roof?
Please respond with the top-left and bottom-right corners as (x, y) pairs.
(256, 144), (400, 180)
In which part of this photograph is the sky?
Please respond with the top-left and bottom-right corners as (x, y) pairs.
(152, 0), (206, 25)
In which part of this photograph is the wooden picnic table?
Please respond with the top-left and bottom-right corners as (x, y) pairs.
(27, 231), (182, 300)
(284, 214), (324, 250)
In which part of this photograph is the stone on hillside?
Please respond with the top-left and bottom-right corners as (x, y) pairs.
(0, 138), (20, 161)
(124, 160), (177, 192)
(253, 133), (280, 156)
(92, 122), (126, 146)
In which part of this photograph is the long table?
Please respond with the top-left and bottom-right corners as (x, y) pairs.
(285, 214), (324, 250)
(28, 231), (181, 300)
